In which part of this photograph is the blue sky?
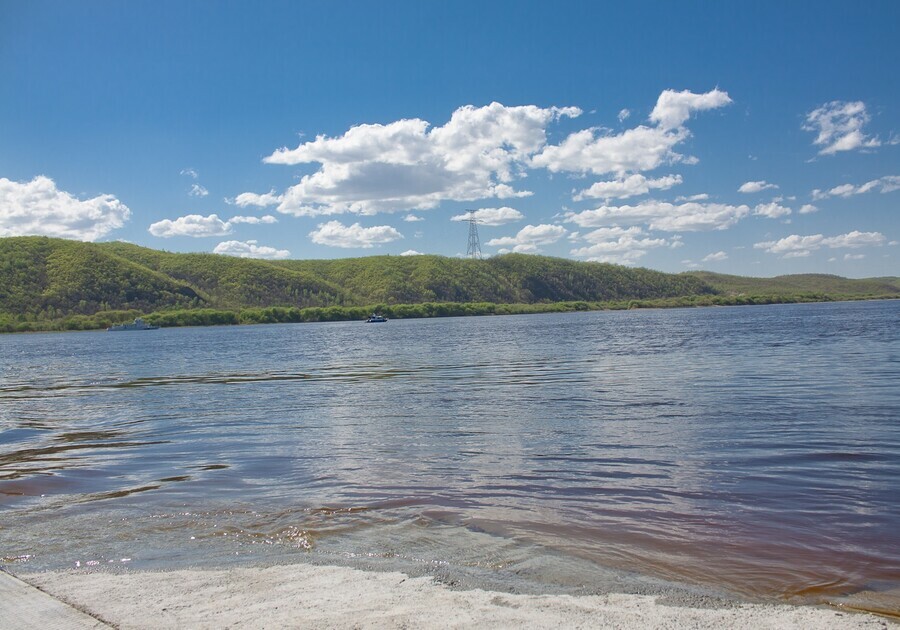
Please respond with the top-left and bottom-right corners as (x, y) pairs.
(1, 1), (898, 277)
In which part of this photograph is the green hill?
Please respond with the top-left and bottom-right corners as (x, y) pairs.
(273, 253), (713, 304)
(685, 271), (900, 298)
(0, 236), (897, 332)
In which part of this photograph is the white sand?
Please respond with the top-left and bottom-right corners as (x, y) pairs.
(22, 563), (889, 630)
(21, 564), (889, 630)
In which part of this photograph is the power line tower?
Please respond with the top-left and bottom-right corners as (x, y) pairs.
(465, 211), (483, 259)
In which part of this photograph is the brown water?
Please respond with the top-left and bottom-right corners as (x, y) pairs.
(1, 301), (898, 610)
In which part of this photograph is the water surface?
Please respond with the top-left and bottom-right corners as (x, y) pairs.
(1, 301), (898, 609)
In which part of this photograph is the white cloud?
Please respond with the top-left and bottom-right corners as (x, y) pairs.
(403, 214), (424, 222)
(799, 204), (818, 214)
(259, 103), (580, 216)
(648, 88), (733, 129)
(569, 226), (670, 264)
(213, 240), (290, 259)
(242, 90), (730, 218)
(486, 223), (567, 253)
(738, 180), (778, 194)
(565, 200), (750, 232)
(531, 125), (691, 175)
(574, 174), (682, 201)
(309, 220), (403, 248)
(148, 213), (277, 238)
(0, 175), (131, 241)
(233, 190), (283, 207)
(811, 175), (900, 200)
(400, 249), (424, 256)
(532, 89), (731, 177)
(675, 193), (710, 202)
(702, 251), (728, 262)
(803, 101), (881, 155)
(754, 230), (886, 257)
(189, 184), (209, 197)
(753, 202), (792, 219)
(228, 215), (277, 225)
(844, 253), (865, 260)
(617, 108), (631, 122)
(450, 206), (524, 226)
(180, 168), (199, 179)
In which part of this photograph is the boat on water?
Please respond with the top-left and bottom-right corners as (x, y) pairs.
(365, 313), (388, 323)
(107, 317), (159, 331)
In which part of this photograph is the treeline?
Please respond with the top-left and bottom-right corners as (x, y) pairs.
(3, 293), (896, 333)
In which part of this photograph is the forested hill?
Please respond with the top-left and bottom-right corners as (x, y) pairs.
(1, 237), (897, 326)
(685, 271), (900, 297)
(1, 236), (712, 318)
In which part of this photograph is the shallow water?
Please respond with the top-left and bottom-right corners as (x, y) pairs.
(1, 301), (898, 608)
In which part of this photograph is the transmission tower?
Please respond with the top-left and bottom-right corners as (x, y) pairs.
(465, 211), (483, 259)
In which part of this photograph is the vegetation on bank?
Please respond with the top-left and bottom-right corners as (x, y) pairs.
(2, 293), (896, 334)
(1, 236), (897, 333)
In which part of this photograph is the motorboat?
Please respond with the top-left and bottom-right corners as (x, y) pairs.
(107, 317), (159, 331)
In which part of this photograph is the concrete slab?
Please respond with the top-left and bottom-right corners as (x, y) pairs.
(0, 569), (110, 629)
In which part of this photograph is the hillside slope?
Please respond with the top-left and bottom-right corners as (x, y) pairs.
(0, 237), (204, 317)
(685, 271), (900, 297)
(1, 237), (896, 327)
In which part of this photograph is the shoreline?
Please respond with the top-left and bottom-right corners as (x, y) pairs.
(16, 562), (890, 629)
(2, 294), (897, 335)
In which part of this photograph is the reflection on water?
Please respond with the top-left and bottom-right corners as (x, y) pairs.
(1, 301), (899, 610)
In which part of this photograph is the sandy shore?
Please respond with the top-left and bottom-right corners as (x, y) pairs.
(19, 563), (890, 629)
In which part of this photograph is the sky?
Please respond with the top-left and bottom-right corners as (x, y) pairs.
(1, 1), (898, 277)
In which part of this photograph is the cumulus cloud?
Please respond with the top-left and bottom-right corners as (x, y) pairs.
(844, 253), (865, 261)
(753, 202), (792, 219)
(754, 230), (886, 258)
(450, 206), (524, 226)
(258, 103), (579, 216)
(0, 175), (131, 241)
(675, 193), (710, 202)
(246, 90), (730, 217)
(180, 168), (199, 179)
(532, 89), (731, 177)
(738, 180), (778, 194)
(229, 215), (277, 225)
(648, 88), (733, 129)
(486, 224), (567, 253)
(189, 184), (209, 197)
(232, 190), (283, 207)
(799, 204), (818, 214)
(213, 240), (290, 259)
(308, 220), (403, 248)
(148, 213), (277, 238)
(569, 226), (670, 264)
(403, 214), (424, 222)
(400, 249), (424, 256)
(565, 200), (750, 232)
(702, 251), (728, 262)
(617, 108), (631, 122)
(803, 101), (881, 155)
(574, 174), (682, 201)
(811, 175), (900, 200)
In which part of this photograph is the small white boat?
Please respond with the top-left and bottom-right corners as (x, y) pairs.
(107, 318), (159, 331)
(365, 313), (388, 323)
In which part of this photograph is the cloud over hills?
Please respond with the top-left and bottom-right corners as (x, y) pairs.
(0, 176), (131, 241)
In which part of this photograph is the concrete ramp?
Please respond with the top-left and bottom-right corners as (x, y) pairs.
(0, 570), (109, 629)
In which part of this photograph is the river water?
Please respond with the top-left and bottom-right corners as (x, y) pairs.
(1, 301), (898, 609)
